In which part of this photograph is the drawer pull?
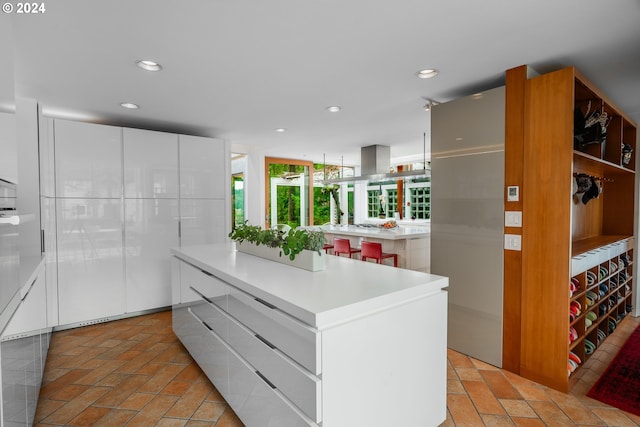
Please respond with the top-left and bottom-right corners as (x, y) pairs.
(256, 371), (277, 389)
(200, 269), (215, 277)
(255, 334), (276, 349)
(255, 297), (277, 309)
(189, 285), (211, 303)
(202, 321), (213, 331)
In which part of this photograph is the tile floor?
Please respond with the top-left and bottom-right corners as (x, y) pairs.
(35, 310), (640, 426)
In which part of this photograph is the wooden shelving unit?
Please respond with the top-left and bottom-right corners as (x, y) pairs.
(504, 65), (637, 392)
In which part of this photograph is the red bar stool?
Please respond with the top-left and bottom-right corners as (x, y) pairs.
(333, 238), (361, 259)
(323, 243), (334, 254)
(361, 241), (398, 267)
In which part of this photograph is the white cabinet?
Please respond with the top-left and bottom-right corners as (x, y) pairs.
(56, 198), (125, 325)
(123, 128), (179, 199)
(180, 199), (227, 246)
(124, 199), (179, 312)
(41, 196), (58, 327)
(1, 266), (47, 337)
(172, 245), (449, 427)
(39, 118), (55, 198)
(0, 263), (50, 427)
(179, 134), (227, 199)
(54, 120), (122, 198)
(44, 119), (229, 327)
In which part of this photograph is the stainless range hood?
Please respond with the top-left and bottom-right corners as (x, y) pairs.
(323, 144), (430, 184)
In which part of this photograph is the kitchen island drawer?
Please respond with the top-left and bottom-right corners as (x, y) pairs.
(172, 306), (228, 398)
(226, 334), (318, 427)
(225, 303), (321, 422)
(180, 260), (228, 307)
(188, 294), (229, 340)
(227, 287), (321, 375)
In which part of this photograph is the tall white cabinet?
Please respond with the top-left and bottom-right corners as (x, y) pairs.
(123, 128), (180, 313)
(53, 121), (125, 325)
(41, 119), (229, 327)
(178, 135), (228, 247)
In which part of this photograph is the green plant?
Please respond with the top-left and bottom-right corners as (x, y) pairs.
(229, 221), (325, 261)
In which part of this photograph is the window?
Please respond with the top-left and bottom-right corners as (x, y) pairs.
(367, 189), (381, 217)
(387, 189), (398, 215)
(367, 177), (430, 220)
(265, 158), (313, 228)
(409, 186), (430, 220)
(231, 153), (246, 229)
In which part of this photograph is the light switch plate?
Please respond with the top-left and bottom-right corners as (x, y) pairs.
(504, 234), (522, 251)
(505, 211), (522, 227)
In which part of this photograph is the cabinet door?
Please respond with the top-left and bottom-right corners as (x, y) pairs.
(54, 120), (122, 198)
(123, 128), (179, 199)
(124, 199), (179, 312)
(0, 267), (46, 337)
(56, 198), (125, 325)
(39, 119), (55, 197)
(179, 135), (226, 199)
(41, 196), (59, 327)
(180, 199), (227, 246)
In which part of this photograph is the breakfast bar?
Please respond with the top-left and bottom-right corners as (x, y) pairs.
(320, 224), (430, 272)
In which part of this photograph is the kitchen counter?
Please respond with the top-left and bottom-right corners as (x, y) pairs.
(0, 255), (44, 334)
(171, 243), (448, 426)
(172, 243), (444, 328)
(319, 224), (429, 240)
(320, 224), (431, 272)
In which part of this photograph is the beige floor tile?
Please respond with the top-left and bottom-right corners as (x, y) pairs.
(528, 400), (580, 426)
(499, 399), (537, 418)
(481, 371), (523, 400)
(481, 414), (516, 426)
(455, 367), (483, 382)
(447, 393), (485, 426)
(125, 394), (178, 426)
(511, 417), (547, 427)
(448, 378), (466, 394)
(41, 387), (111, 425)
(37, 311), (640, 427)
(590, 408), (639, 427)
(463, 380), (506, 415)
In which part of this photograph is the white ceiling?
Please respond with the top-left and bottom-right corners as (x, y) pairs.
(3, 0), (640, 166)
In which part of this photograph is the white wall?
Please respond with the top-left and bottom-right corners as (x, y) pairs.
(244, 149), (266, 227)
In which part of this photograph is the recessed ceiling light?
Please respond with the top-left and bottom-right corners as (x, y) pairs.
(120, 102), (140, 109)
(326, 106), (342, 113)
(455, 137), (463, 141)
(416, 69), (439, 79)
(471, 92), (484, 99)
(136, 60), (163, 72)
(274, 128), (287, 133)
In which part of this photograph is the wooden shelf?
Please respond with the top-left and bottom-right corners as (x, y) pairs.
(573, 151), (635, 176)
(504, 64), (637, 393)
(571, 235), (632, 257)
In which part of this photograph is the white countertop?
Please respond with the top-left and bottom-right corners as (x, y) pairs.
(172, 243), (447, 329)
(320, 224), (430, 240)
(0, 255), (44, 335)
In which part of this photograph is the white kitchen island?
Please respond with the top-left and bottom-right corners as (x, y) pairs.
(321, 224), (430, 272)
(172, 243), (448, 427)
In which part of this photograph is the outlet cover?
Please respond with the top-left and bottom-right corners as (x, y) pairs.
(504, 234), (522, 251)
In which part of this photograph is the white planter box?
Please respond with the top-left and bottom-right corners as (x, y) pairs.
(236, 241), (326, 272)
